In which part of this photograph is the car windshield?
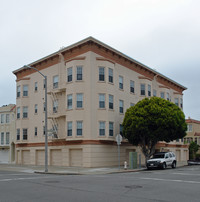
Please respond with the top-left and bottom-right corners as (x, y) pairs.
(152, 154), (165, 159)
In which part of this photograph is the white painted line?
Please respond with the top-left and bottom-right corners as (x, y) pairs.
(173, 173), (200, 176)
(0, 176), (56, 182)
(140, 177), (200, 184)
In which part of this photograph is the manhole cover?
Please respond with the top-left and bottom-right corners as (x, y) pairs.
(45, 181), (60, 183)
(125, 185), (143, 189)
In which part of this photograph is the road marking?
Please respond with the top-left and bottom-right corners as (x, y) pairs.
(0, 176), (56, 182)
(173, 173), (200, 176)
(140, 177), (200, 184)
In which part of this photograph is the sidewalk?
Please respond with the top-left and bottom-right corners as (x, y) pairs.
(0, 164), (145, 175)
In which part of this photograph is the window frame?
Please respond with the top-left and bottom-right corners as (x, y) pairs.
(76, 121), (83, 136)
(109, 94), (114, 110)
(108, 68), (113, 83)
(99, 121), (105, 136)
(76, 66), (83, 81)
(67, 67), (73, 82)
(99, 66), (105, 81)
(99, 94), (105, 109)
(67, 121), (72, 136)
(23, 85), (28, 97)
(119, 76), (123, 90)
(67, 94), (73, 109)
(130, 80), (135, 93)
(76, 93), (83, 108)
(140, 84), (145, 96)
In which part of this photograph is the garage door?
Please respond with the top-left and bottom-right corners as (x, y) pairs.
(70, 149), (82, 167)
(0, 149), (9, 163)
(36, 150), (45, 165)
(50, 149), (62, 166)
(22, 150), (30, 165)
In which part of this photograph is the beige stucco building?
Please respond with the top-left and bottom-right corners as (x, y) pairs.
(184, 118), (200, 145)
(0, 104), (16, 163)
(13, 37), (188, 167)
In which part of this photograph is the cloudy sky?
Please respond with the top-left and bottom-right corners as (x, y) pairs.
(0, 0), (199, 120)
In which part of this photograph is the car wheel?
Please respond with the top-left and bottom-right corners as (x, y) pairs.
(172, 161), (176, 169)
(162, 162), (166, 169)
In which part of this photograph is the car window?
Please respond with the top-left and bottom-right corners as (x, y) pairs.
(169, 153), (172, 158)
(165, 153), (169, 158)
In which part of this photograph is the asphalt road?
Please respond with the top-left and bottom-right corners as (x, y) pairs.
(0, 166), (200, 202)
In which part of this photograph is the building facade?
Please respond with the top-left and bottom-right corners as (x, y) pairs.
(0, 104), (16, 163)
(185, 118), (200, 145)
(13, 37), (188, 167)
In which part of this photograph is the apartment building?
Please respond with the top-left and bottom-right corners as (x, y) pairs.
(0, 104), (16, 163)
(184, 118), (200, 145)
(13, 37), (188, 167)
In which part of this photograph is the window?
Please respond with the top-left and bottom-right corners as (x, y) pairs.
(99, 67), (105, 81)
(99, 122), (105, 136)
(67, 94), (73, 109)
(53, 100), (58, 113)
(109, 122), (114, 136)
(99, 94), (105, 108)
(166, 93), (170, 101)
(160, 92), (165, 99)
(6, 132), (9, 145)
(53, 75), (59, 89)
(34, 104), (38, 114)
(67, 122), (72, 136)
(109, 94), (113, 109)
(187, 124), (192, 132)
(120, 124), (123, 136)
(1, 114), (4, 123)
(77, 121), (83, 136)
(180, 98), (183, 108)
(23, 129), (28, 140)
(34, 82), (38, 91)
(130, 80), (135, 93)
(175, 98), (179, 106)
(119, 76), (123, 89)
(77, 66), (83, 80)
(148, 85), (151, 96)
(17, 107), (20, 119)
(119, 100), (124, 114)
(6, 114), (10, 123)
(35, 127), (37, 136)
(17, 129), (20, 141)
(23, 106), (28, 118)
(67, 67), (73, 82)
(153, 89), (157, 97)
(23, 85), (28, 96)
(76, 93), (83, 108)
(130, 103), (135, 107)
(1, 132), (4, 145)
(108, 68), (113, 83)
(17, 86), (21, 98)
(140, 84), (145, 96)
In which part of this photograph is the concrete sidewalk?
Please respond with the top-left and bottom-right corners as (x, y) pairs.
(0, 164), (145, 175)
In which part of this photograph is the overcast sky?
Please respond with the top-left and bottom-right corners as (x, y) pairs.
(0, 0), (199, 120)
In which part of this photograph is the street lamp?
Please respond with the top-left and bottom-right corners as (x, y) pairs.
(24, 65), (48, 173)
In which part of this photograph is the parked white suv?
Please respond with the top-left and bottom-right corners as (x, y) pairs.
(146, 152), (176, 170)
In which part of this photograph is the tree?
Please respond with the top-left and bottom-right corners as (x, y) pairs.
(189, 142), (199, 160)
(122, 97), (187, 162)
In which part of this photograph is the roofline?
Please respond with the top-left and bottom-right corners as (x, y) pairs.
(13, 36), (187, 90)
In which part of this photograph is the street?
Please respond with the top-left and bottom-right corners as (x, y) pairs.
(0, 166), (200, 202)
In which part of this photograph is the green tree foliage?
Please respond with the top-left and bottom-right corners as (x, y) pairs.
(189, 142), (199, 160)
(123, 97), (187, 161)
